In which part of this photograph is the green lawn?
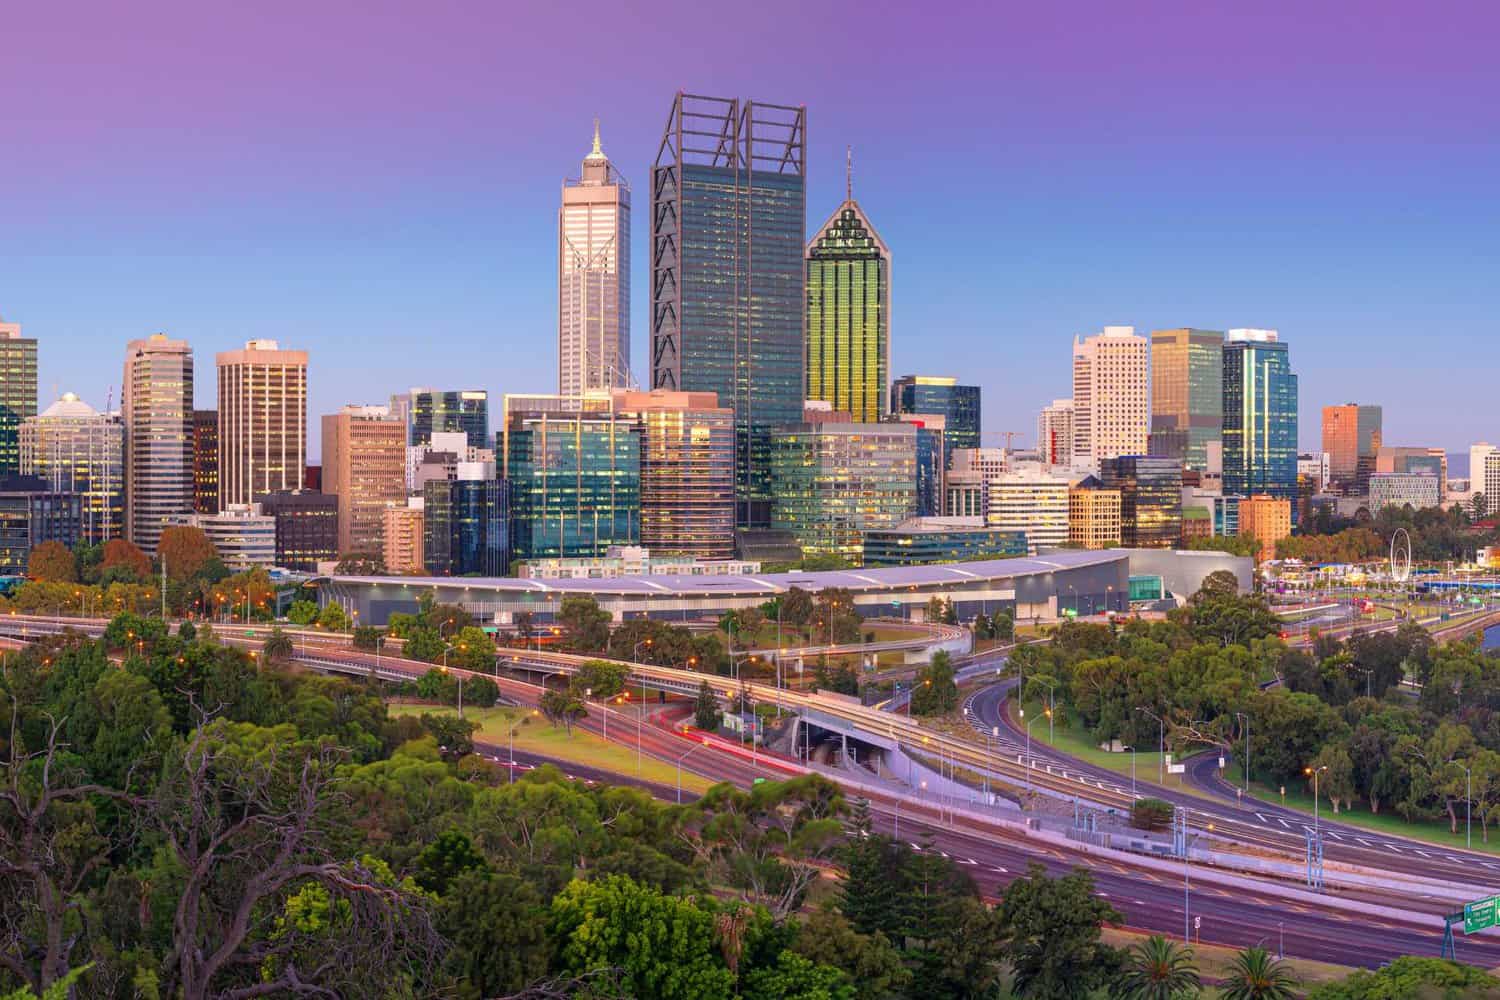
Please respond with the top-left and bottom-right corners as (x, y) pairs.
(1000, 700), (1214, 796)
(391, 704), (715, 794)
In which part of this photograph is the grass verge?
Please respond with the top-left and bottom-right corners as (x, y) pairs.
(1002, 700), (1214, 796)
(391, 704), (716, 795)
(1100, 927), (1353, 989)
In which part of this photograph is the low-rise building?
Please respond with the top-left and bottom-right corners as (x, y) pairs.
(1368, 472), (1441, 511)
(259, 490), (338, 571)
(1067, 477), (1122, 550)
(518, 545), (761, 580)
(862, 517), (1026, 567)
(171, 504), (276, 571)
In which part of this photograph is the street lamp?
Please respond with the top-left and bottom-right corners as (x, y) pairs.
(503, 710), (540, 785)
(1138, 706), (1166, 785)
(1304, 765), (1329, 836)
(1021, 708), (1047, 795)
(1235, 711), (1251, 793)
(676, 740), (709, 804)
(1181, 810), (1215, 945)
(1454, 761), (1474, 850)
(441, 662), (464, 718)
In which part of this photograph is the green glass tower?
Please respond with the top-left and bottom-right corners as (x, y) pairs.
(1222, 329), (1298, 509)
(1149, 328), (1222, 471)
(0, 318), (38, 477)
(806, 157), (889, 423)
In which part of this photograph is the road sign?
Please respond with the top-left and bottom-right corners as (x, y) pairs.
(1465, 895), (1500, 934)
(1167, 763), (1186, 774)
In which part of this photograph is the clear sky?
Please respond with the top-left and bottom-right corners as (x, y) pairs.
(3, 1), (1497, 465)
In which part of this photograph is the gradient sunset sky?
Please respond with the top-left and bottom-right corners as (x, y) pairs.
(3, 1), (1497, 463)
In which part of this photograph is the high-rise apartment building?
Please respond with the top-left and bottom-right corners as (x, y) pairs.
(1470, 444), (1500, 516)
(651, 94), (806, 527)
(1149, 328), (1223, 471)
(217, 340), (308, 507)
(1099, 455), (1183, 549)
(503, 394), (640, 560)
(259, 490), (338, 571)
(0, 318), (38, 477)
(1068, 477), (1122, 550)
(805, 165), (890, 423)
(321, 405), (406, 556)
(560, 122), (631, 396)
(891, 376), (981, 465)
(1238, 495), (1292, 563)
(383, 501), (425, 574)
(1222, 329), (1298, 510)
(986, 472), (1071, 554)
(769, 421), (917, 564)
(20, 393), (124, 544)
(612, 389), (735, 561)
(1037, 399), (1075, 468)
(123, 334), (194, 553)
(193, 409), (219, 513)
(1072, 327), (1149, 464)
(1321, 404), (1382, 493)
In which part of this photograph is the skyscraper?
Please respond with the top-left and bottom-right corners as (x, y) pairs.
(193, 409), (219, 513)
(217, 340), (308, 507)
(123, 334), (194, 553)
(891, 376), (981, 465)
(321, 405), (406, 556)
(20, 393), (124, 544)
(424, 464), (509, 576)
(1072, 327), (1149, 465)
(1149, 328), (1223, 471)
(1099, 455), (1184, 549)
(404, 389), (489, 450)
(805, 155), (890, 423)
(1321, 403), (1382, 493)
(0, 317), (38, 477)
(1037, 399), (1075, 468)
(1222, 329), (1298, 508)
(560, 121), (631, 396)
(651, 93), (807, 527)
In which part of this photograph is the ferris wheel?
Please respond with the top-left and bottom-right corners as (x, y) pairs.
(1390, 527), (1412, 584)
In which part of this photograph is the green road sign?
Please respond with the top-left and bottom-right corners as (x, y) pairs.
(1464, 895), (1499, 934)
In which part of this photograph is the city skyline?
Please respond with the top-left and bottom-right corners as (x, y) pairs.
(3, 2), (1499, 461)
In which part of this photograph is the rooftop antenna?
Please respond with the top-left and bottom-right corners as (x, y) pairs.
(845, 145), (853, 201)
(591, 117), (602, 157)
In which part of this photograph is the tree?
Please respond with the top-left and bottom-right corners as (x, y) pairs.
(439, 869), (550, 999)
(449, 625), (496, 672)
(792, 907), (910, 1000)
(156, 525), (218, 581)
(352, 625), (383, 651)
(262, 626), (295, 666)
(333, 551), (386, 575)
(741, 951), (854, 1000)
(695, 680), (723, 731)
(286, 599), (319, 625)
(412, 829), (489, 894)
(1307, 743), (1355, 813)
(1220, 947), (1298, 1000)
(909, 651), (959, 716)
(539, 687), (587, 734)
(25, 541), (75, 583)
(404, 625), (445, 663)
(1115, 935), (1200, 1000)
(317, 602), (350, 631)
(550, 874), (735, 1000)
(574, 658), (628, 699)
(558, 595), (611, 652)
(998, 863), (1123, 1000)
(1473, 493), (1489, 521)
(781, 587), (815, 628)
(1130, 798), (1175, 832)
(98, 538), (151, 582)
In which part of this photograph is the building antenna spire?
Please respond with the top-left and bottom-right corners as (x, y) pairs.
(846, 145), (853, 201)
(592, 117), (602, 157)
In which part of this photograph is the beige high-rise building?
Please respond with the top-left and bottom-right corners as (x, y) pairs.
(1238, 494), (1292, 563)
(1472, 444), (1500, 516)
(559, 121), (630, 396)
(322, 405), (406, 556)
(1068, 481), (1122, 550)
(382, 501), (425, 574)
(123, 334), (194, 552)
(217, 340), (308, 507)
(1072, 327), (1149, 464)
(986, 472), (1071, 554)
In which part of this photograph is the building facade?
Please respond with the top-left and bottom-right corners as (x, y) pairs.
(1473, 444), (1500, 516)
(172, 504), (277, 571)
(502, 394), (640, 560)
(613, 389), (735, 561)
(651, 94), (806, 528)
(382, 501), (425, 574)
(217, 340), (308, 507)
(1321, 403), (1382, 493)
(891, 376), (980, 465)
(192, 409), (219, 513)
(423, 467), (509, 576)
(1368, 472), (1442, 511)
(20, 393), (124, 544)
(805, 187), (890, 423)
(396, 389), (490, 450)
(1099, 456), (1183, 549)
(0, 319), (38, 477)
(519, 545), (759, 579)
(559, 122), (631, 396)
(770, 422), (917, 564)
(0, 475), (81, 571)
(987, 472), (1071, 554)
(321, 405), (406, 556)
(123, 334), (194, 553)
(1072, 327), (1149, 465)
(1068, 479), (1123, 550)
(862, 517), (1026, 567)
(1222, 329), (1298, 510)
(259, 490), (338, 571)
(1037, 399), (1075, 468)
(1149, 328), (1222, 471)
(1238, 495), (1292, 563)
(1375, 446), (1447, 497)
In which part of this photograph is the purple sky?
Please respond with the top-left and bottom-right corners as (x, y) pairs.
(2, 1), (1497, 465)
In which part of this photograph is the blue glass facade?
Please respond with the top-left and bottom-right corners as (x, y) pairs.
(1222, 334), (1298, 511)
(410, 390), (489, 449)
(891, 376), (980, 466)
(862, 526), (1027, 567)
(913, 425), (942, 516)
(423, 478), (508, 576)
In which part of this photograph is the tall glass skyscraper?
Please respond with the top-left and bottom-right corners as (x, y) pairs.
(123, 334), (194, 553)
(891, 376), (980, 466)
(1222, 329), (1298, 509)
(424, 467), (509, 576)
(805, 164), (889, 423)
(559, 121), (630, 396)
(20, 393), (124, 544)
(1149, 328), (1223, 471)
(0, 318), (38, 477)
(502, 394), (640, 560)
(406, 389), (489, 449)
(651, 94), (806, 528)
(1099, 455), (1183, 549)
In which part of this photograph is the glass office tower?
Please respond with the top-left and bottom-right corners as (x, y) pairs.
(1099, 456), (1184, 548)
(1222, 329), (1299, 509)
(1149, 328), (1223, 471)
(0, 319), (39, 477)
(424, 471), (509, 577)
(502, 394), (640, 560)
(408, 389), (489, 450)
(559, 121), (631, 396)
(805, 185), (890, 423)
(651, 94), (806, 528)
(891, 376), (980, 466)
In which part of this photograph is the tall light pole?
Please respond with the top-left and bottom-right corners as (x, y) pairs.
(1181, 811), (1214, 945)
(676, 740), (708, 804)
(1455, 761), (1474, 849)
(1305, 764), (1328, 836)
(1138, 706), (1165, 785)
(1235, 711), (1251, 793)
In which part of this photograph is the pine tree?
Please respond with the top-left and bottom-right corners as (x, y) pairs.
(693, 680), (722, 731)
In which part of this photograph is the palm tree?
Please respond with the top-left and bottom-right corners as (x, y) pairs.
(1219, 946), (1298, 1000)
(261, 626), (294, 666)
(1114, 935), (1200, 1000)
